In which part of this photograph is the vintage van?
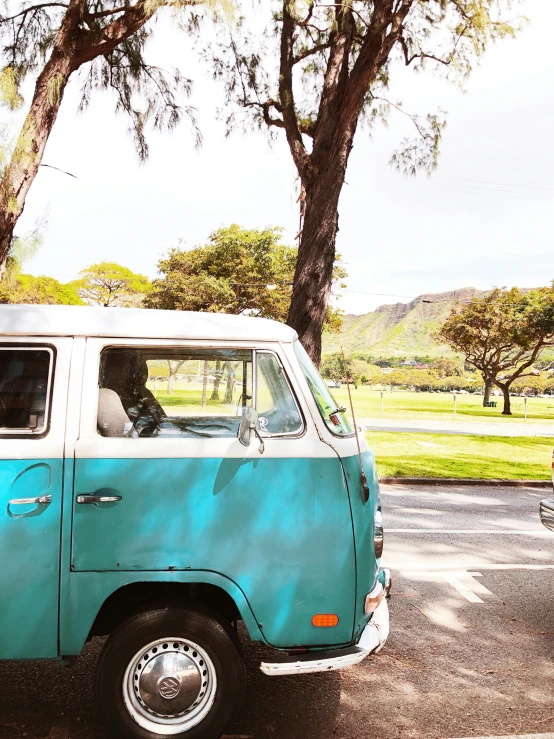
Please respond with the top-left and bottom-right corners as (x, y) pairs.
(0, 304), (390, 739)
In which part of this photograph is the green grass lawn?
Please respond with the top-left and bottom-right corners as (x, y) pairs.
(366, 431), (554, 480)
(333, 388), (554, 424)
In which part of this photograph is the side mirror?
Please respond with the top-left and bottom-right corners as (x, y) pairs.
(237, 406), (265, 454)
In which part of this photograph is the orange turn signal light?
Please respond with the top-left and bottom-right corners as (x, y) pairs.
(312, 614), (339, 628)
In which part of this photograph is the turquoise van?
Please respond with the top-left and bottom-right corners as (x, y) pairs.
(0, 305), (390, 739)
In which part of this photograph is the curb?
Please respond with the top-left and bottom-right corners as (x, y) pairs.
(379, 477), (552, 488)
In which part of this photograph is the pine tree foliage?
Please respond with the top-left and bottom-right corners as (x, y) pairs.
(209, 1), (521, 176)
(204, 0), (524, 363)
(0, 0), (230, 271)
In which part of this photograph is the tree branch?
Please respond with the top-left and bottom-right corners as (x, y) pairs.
(293, 42), (331, 65)
(74, 0), (201, 66)
(0, 2), (67, 23)
(278, 2), (312, 179)
(399, 35), (451, 67)
(371, 94), (430, 139)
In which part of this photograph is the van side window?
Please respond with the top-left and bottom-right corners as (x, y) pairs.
(0, 347), (53, 435)
(97, 348), (253, 438)
(256, 352), (303, 435)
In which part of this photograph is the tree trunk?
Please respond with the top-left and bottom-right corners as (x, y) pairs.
(287, 171), (344, 366)
(483, 376), (493, 406)
(167, 360), (185, 395)
(167, 373), (175, 395)
(211, 360), (223, 401)
(0, 0), (83, 272)
(224, 363), (237, 404)
(500, 385), (512, 415)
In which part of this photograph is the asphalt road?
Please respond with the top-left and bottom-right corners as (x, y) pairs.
(1, 484), (553, 739)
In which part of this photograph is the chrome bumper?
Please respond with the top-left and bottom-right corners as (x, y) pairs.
(259, 596), (390, 677)
(540, 498), (554, 532)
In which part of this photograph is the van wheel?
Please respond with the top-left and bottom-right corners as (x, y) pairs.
(95, 606), (245, 739)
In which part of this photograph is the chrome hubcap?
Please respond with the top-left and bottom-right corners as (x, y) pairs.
(123, 637), (217, 735)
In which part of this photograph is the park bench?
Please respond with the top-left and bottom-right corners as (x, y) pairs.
(484, 401), (497, 408)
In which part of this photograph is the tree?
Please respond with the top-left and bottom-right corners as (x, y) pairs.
(430, 358), (460, 378)
(73, 261), (150, 306)
(0, 0), (229, 273)
(209, 1), (520, 363)
(145, 223), (347, 328)
(321, 352), (369, 387)
(435, 287), (554, 415)
(0, 272), (83, 303)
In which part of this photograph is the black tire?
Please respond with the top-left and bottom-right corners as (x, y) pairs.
(95, 605), (245, 739)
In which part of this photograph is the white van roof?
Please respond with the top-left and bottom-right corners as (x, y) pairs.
(0, 305), (298, 343)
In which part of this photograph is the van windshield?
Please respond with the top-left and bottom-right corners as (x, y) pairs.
(294, 341), (352, 436)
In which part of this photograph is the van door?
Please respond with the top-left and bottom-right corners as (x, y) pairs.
(71, 339), (356, 648)
(0, 338), (71, 659)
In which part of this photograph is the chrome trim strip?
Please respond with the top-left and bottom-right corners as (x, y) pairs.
(539, 498), (554, 532)
(260, 597), (389, 676)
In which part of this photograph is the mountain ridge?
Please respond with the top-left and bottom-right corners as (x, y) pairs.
(322, 287), (487, 358)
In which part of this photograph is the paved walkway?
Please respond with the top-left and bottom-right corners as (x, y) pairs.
(362, 417), (554, 437)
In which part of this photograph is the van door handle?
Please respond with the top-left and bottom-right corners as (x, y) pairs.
(76, 495), (122, 504)
(9, 494), (52, 505)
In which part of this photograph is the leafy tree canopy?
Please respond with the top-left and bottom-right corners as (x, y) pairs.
(145, 224), (347, 329)
(72, 261), (151, 306)
(434, 286), (554, 414)
(0, 272), (84, 304)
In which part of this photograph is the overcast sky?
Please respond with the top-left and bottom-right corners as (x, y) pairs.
(9, 0), (554, 315)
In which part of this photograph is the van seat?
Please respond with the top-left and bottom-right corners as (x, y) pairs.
(98, 388), (133, 437)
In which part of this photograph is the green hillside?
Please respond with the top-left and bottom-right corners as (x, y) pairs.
(323, 287), (486, 358)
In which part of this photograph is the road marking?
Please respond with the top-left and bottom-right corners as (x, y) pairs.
(443, 574), (484, 602)
(399, 570), (494, 602)
(386, 528), (550, 534)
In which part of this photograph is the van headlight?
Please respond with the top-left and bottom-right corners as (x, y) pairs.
(374, 509), (384, 558)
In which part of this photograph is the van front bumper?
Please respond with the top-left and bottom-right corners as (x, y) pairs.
(259, 596), (390, 676)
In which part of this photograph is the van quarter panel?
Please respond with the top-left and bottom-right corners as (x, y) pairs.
(59, 571), (265, 655)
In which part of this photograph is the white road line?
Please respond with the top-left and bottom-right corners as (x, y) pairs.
(385, 528), (550, 534)
(398, 570), (494, 602)
(442, 574), (484, 603)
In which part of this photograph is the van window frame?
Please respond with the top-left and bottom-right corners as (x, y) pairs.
(0, 343), (56, 439)
(254, 349), (306, 439)
(93, 343), (305, 441)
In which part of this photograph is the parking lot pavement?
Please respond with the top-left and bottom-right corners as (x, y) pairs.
(1, 484), (553, 739)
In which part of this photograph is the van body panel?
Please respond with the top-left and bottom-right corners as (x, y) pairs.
(59, 570), (265, 655)
(340, 448), (381, 639)
(0, 458), (63, 658)
(0, 337), (72, 660)
(71, 454), (356, 648)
